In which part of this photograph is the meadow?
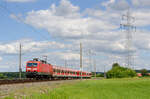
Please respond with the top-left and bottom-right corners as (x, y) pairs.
(4, 78), (150, 99)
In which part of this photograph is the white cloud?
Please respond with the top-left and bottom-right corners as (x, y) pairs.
(100, 0), (150, 27)
(5, 0), (36, 3)
(102, 0), (129, 11)
(20, 0), (146, 56)
(0, 39), (67, 54)
(102, 0), (115, 7)
(0, 57), (2, 61)
(134, 30), (150, 50)
(51, 0), (80, 18)
(132, 10), (150, 27)
(23, 0), (118, 39)
(45, 52), (80, 61)
(132, 0), (150, 8)
(7, 0), (150, 71)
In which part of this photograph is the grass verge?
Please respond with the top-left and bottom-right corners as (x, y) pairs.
(4, 78), (150, 99)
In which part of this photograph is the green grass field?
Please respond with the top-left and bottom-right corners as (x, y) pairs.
(5, 78), (150, 99)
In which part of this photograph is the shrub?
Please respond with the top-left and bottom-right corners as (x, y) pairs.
(0, 73), (6, 79)
(106, 63), (136, 78)
(96, 73), (104, 77)
(140, 69), (148, 76)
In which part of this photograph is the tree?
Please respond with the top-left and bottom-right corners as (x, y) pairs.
(112, 63), (120, 68)
(106, 63), (136, 78)
(140, 69), (148, 76)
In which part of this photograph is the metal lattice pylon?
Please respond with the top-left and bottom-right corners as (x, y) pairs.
(120, 8), (136, 68)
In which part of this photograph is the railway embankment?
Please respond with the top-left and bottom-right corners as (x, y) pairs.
(0, 79), (80, 98)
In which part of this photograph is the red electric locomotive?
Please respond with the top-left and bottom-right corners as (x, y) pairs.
(26, 58), (91, 79)
(26, 58), (53, 78)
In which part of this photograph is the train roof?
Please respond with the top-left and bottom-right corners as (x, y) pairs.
(52, 65), (91, 73)
(27, 59), (91, 73)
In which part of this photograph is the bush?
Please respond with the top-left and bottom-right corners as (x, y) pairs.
(96, 73), (104, 77)
(140, 69), (148, 76)
(0, 73), (6, 79)
(106, 63), (136, 78)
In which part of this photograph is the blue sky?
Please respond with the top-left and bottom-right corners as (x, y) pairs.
(0, 0), (105, 41)
(0, 0), (150, 72)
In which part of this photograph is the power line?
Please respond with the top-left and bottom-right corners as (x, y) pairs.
(0, 4), (59, 61)
(0, 5), (51, 41)
(88, 49), (96, 72)
(0, 3), (88, 72)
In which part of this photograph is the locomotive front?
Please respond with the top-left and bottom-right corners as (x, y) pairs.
(26, 58), (40, 78)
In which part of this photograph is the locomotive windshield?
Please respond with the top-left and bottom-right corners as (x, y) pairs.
(27, 63), (38, 67)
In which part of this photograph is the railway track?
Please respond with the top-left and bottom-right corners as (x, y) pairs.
(0, 79), (57, 85)
(0, 78), (81, 86)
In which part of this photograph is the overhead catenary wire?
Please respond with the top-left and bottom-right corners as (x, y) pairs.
(0, 3), (92, 72)
(0, 5), (51, 41)
(0, 4), (58, 71)
(0, 4), (68, 65)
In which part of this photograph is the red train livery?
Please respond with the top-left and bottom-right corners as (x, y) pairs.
(26, 58), (91, 79)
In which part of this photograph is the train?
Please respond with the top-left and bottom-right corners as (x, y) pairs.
(26, 58), (92, 79)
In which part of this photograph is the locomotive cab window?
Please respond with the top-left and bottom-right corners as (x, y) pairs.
(27, 63), (38, 67)
(27, 63), (32, 67)
(33, 63), (38, 67)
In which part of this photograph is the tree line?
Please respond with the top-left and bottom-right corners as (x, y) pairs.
(0, 72), (26, 79)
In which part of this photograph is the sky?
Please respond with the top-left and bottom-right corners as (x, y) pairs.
(0, 0), (150, 72)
